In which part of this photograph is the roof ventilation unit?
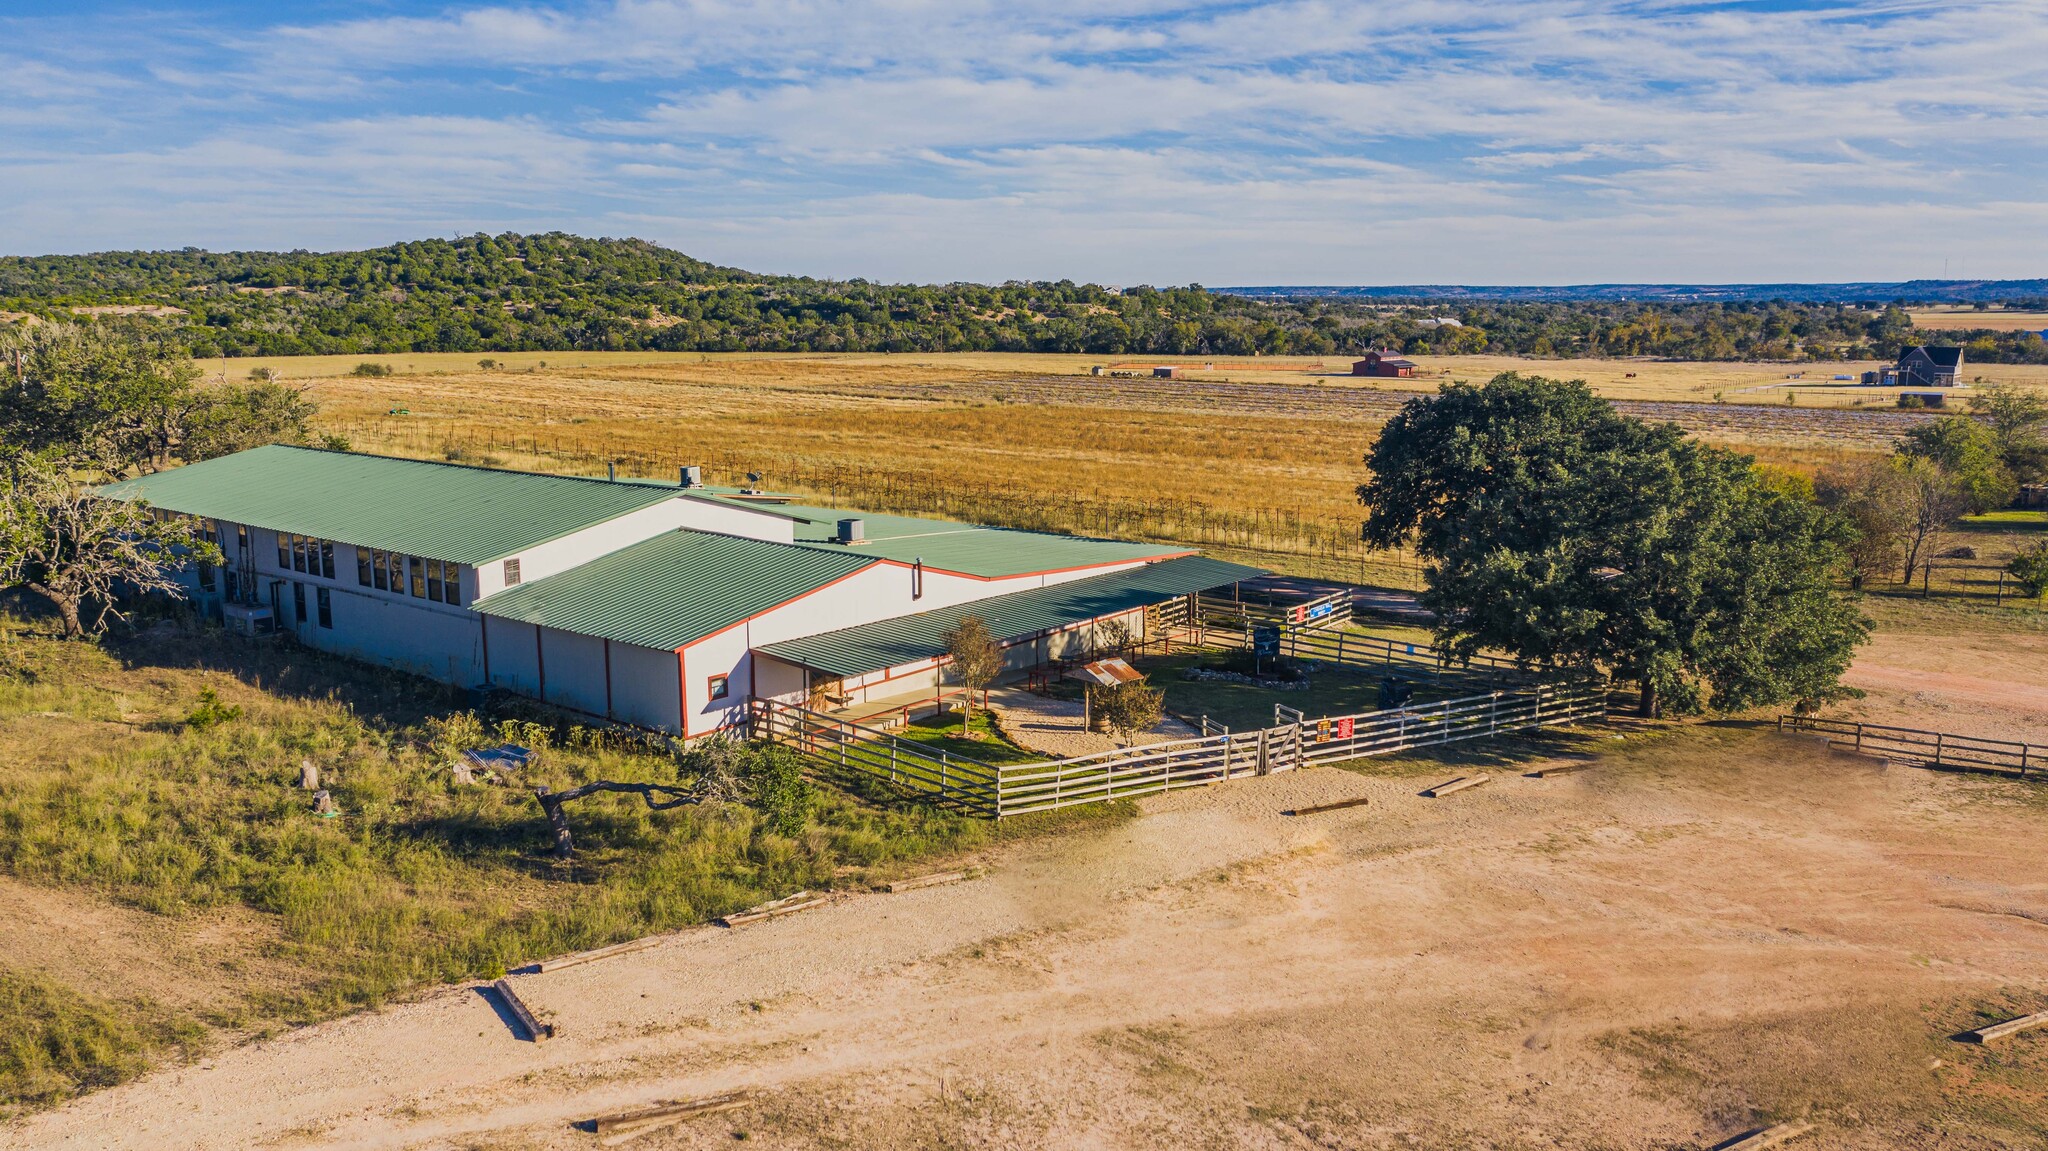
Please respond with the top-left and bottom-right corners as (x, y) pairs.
(836, 518), (865, 545)
(679, 465), (703, 489)
(606, 462), (617, 482)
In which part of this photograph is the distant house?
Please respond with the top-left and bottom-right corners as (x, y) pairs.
(1351, 351), (1417, 378)
(1861, 345), (1964, 388)
(1899, 345), (1963, 387)
(1152, 366), (1184, 379)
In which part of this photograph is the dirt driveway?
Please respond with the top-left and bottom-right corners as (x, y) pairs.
(10, 726), (2044, 1150)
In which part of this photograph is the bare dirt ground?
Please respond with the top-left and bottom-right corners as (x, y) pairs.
(9, 722), (2045, 1151)
(1840, 625), (2048, 746)
(986, 686), (1198, 758)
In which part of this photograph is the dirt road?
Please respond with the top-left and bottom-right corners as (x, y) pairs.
(11, 728), (2045, 1150)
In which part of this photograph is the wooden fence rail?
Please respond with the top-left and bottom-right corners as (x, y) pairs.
(1188, 615), (1532, 685)
(1778, 715), (2041, 779)
(757, 680), (1608, 819)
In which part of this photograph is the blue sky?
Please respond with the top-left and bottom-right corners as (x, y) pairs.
(3, 0), (2045, 284)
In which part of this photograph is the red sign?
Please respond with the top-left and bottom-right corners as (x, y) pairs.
(1335, 717), (1355, 739)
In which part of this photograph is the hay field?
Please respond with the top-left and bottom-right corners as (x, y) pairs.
(290, 355), (1953, 589)
(313, 359), (1421, 587)
(1911, 309), (2048, 332)
(218, 348), (2048, 407)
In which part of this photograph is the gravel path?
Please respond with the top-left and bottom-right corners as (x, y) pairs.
(985, 686), (1198, 758)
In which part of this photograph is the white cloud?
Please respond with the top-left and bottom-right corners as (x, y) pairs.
(2, 0), (2045, 281)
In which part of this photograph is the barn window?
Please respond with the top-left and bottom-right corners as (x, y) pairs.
(198, 563), (215, 592)
(385, 551), (403, 592)
(316, 587), (333, 629)
(356, 547), (372, 587)
(503, 558), (522, 587)
(319, 540), (336, 580)
(292, 582), (307, 622)
(707, 674), (730, 701)
(408, 555), (426, 598)
(276, 533), (290, 568)
(426, 559), (444, 603)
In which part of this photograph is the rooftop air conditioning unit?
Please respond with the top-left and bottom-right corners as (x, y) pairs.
(679, 465), (703, 488)
(836, 518), (865, 545)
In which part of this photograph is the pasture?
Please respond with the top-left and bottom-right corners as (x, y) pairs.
(279, 353), (2028, 590)
(1911, 308), (2048, 332)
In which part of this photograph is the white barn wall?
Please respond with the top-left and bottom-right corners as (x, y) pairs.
(484, 616), (541, 697)
(680, 559), (1164, 735)
(609, 643), (683, 733)
(536, 626), (608, 719)
(472, 495), (796, 598)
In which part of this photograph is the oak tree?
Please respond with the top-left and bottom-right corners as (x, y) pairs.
(1358, 373), (1869, 717)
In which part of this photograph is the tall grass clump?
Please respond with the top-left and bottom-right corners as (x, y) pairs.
(0, 966), (200, 1118)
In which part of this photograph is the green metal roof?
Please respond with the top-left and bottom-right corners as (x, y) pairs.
(99, 446), (685, 565)
(472, 530), (877, 650)
(761, 502), (1188, 577)
(758, 555), (1265, 676)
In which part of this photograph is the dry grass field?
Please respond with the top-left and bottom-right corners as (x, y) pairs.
(1912, 310), (2048, 333)
(270, 352), (2042, 589)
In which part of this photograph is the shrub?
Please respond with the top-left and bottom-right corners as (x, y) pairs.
(2010, 541), (2048, 597)
(349, 362), (393, 377)
(741, 744), (814, 837)
(181, 687), (243, 731)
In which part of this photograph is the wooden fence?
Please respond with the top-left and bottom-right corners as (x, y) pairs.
(749, 703), (1003, 816)
(1188, 616), (1533, 685)
(755, 681), (1608, 818)
(1197, 590), (1354, 630)
(1778, 715), (2042, 779)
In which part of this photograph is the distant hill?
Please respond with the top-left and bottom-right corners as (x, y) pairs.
(2, 234), (2045, 363)
(1221, 281), (2048, 305)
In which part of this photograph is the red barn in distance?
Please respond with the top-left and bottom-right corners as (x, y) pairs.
(1352, 351), (1417, 378)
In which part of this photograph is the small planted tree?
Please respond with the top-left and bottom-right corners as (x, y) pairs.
(1097, 679), (1164, 747)
(943, 614), (1004, 736)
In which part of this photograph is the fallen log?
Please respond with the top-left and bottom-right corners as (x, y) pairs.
(491, 977), (553, 1043)
(1712, 1121), (1814, 1150)
(1959, 1009), (2048, 1044)
(882, 870), (971, 893)
(717, 891), (828, 928)
(1283, 796), (1371, 816)
(536, 934), (667, 974)
(1527, 761), (1596, 778)
(593, 1091), (753, 1145)
(1422, 774), (1490, 798)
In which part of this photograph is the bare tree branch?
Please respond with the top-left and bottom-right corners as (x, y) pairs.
(532, 781), (706, 859)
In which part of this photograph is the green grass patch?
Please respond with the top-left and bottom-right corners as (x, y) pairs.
(897, 710), (1042, 766)
(1963, 510), (2048, 529)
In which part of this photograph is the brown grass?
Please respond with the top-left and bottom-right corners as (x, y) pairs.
(1911, 310), (2048, 333)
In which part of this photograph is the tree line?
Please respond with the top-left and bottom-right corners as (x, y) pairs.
(5, 233), (2046, 364)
